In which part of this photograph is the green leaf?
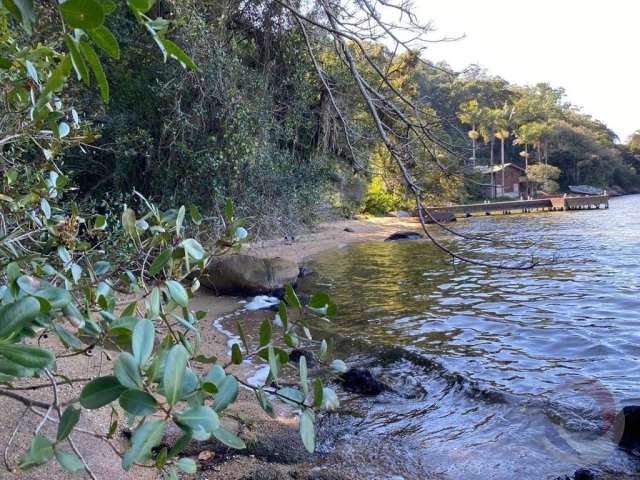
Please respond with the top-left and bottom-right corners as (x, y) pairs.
(231, 343), (242, 365)
(284, 285), (301, 309)
(174, 405), (220, 434)
(119, 389), (158, 416)
(122, 419), (166, 470)
(0, 296), (40, 338)
(35, 55), (71, 109)
(157, 36), (197, 71)
(211, 375), (238, 412)
(56, 406), (80, 442)
(312, 378), (323, 409)
(319, 339), (328, 362)
(149, 248), (173, 276)
(308, 292), (337, 317)
(166, 280), (189, 307)
(205, 364), (225, 386)
(59, 0), (105, 29)
(0, 344), (54, 369)
(211, 427), (245, 449)
(181, 239), (205, 261)
(87, 25), (120, 59)
(148, 287), (161, 318)
(299, 410), (315, 453)
(34, 285), (72, 309)
(259, 318), (271, 347)
(277, 302), (289, 332)
(94, 261), (111, 276)
(64, 34), (90, 86)
(18, 436), (54, 470)
(100, 0), (117, 14)
(80, 375), (127, 409)
(132, 319), (154, 365)
(255, 388), (275, 417)
(175, 205), (185, 237)
(0, 359), (36, 378)
(40, 198), (51, 219)
(113, 352), (142, 389)
(53, 324), (83, 350)
(236, 321), (249, 353)
(127, 0), (155, 13)
(176, 457), (197, 474)
(267, 346), (279, 381)
(163, 344), (188, 406)
(5, 0), (36, 33)
(299, 356), (308, 395)
(79, 40), (109, 102)
(54, 449), (84, 472)
(277, 387), (305, 405)
(189, 204), (202, 225)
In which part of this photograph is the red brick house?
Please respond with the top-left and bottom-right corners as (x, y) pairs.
(474, 163), (529, 199)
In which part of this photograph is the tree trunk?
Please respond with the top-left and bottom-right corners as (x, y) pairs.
(490, 138), (495, 198)
(471, 122), (476, 166)
(500, 138), (505, 198)
(525, 143), (529, 199)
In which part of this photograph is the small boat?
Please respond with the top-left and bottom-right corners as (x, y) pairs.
(568, 185), (604, 196)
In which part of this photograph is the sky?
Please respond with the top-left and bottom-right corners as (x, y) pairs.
(413, 0), (639, 142)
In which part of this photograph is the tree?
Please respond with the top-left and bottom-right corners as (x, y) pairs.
(527, 163), (561, 194)
(457, 99), (482, 166)
(0, 3), (343, 477)
(494, 104), (515, 197)
(478, 108), (501, 198)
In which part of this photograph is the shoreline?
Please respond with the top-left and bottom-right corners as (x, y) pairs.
(0, 216), (424, 480)
(242, 215), (423, 263)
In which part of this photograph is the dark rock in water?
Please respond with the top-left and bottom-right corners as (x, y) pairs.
(384, 231), (424, 241)
(573, 468), (595, 480)
(553, 468), (595, 480)
(339, 368), (389, 395)
(298, 265), (315, 278)
(614, 405), (640, 450)
(200, 254), (299, 295)
(343, 227), (355, 233)
(289, 349), (315, 367)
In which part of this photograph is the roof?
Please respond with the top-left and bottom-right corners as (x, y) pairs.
(473, 163), (525, 175)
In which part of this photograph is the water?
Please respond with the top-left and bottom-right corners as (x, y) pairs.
(299, 195), (640, 479)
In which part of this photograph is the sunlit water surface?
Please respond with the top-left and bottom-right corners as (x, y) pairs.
(299, 195), (640, 479)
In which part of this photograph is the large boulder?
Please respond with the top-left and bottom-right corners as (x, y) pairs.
(200, 254), (299, 295)
(614, 405), (640, 451)
(384, 231), (424, 241)
(339, 368), (390, 395)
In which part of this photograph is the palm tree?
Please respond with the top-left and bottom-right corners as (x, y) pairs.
(494, 104), (514, 197)
(515, 124), (532, 170)
(479, 108), (500, 198)
(515, 124), (534, 198)
(457, 100), (482, 167)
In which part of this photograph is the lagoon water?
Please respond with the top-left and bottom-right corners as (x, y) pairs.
(300, 195), (640, 479)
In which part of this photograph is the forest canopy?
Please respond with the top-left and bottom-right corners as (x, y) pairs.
(3, 0), (638, 231)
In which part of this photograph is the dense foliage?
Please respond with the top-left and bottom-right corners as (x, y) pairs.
(1, 1), (344, 477)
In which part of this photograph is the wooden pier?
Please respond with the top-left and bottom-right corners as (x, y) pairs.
(425, 195), (609, 221)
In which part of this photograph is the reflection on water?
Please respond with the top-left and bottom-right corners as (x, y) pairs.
(301, 195), (640, 479)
